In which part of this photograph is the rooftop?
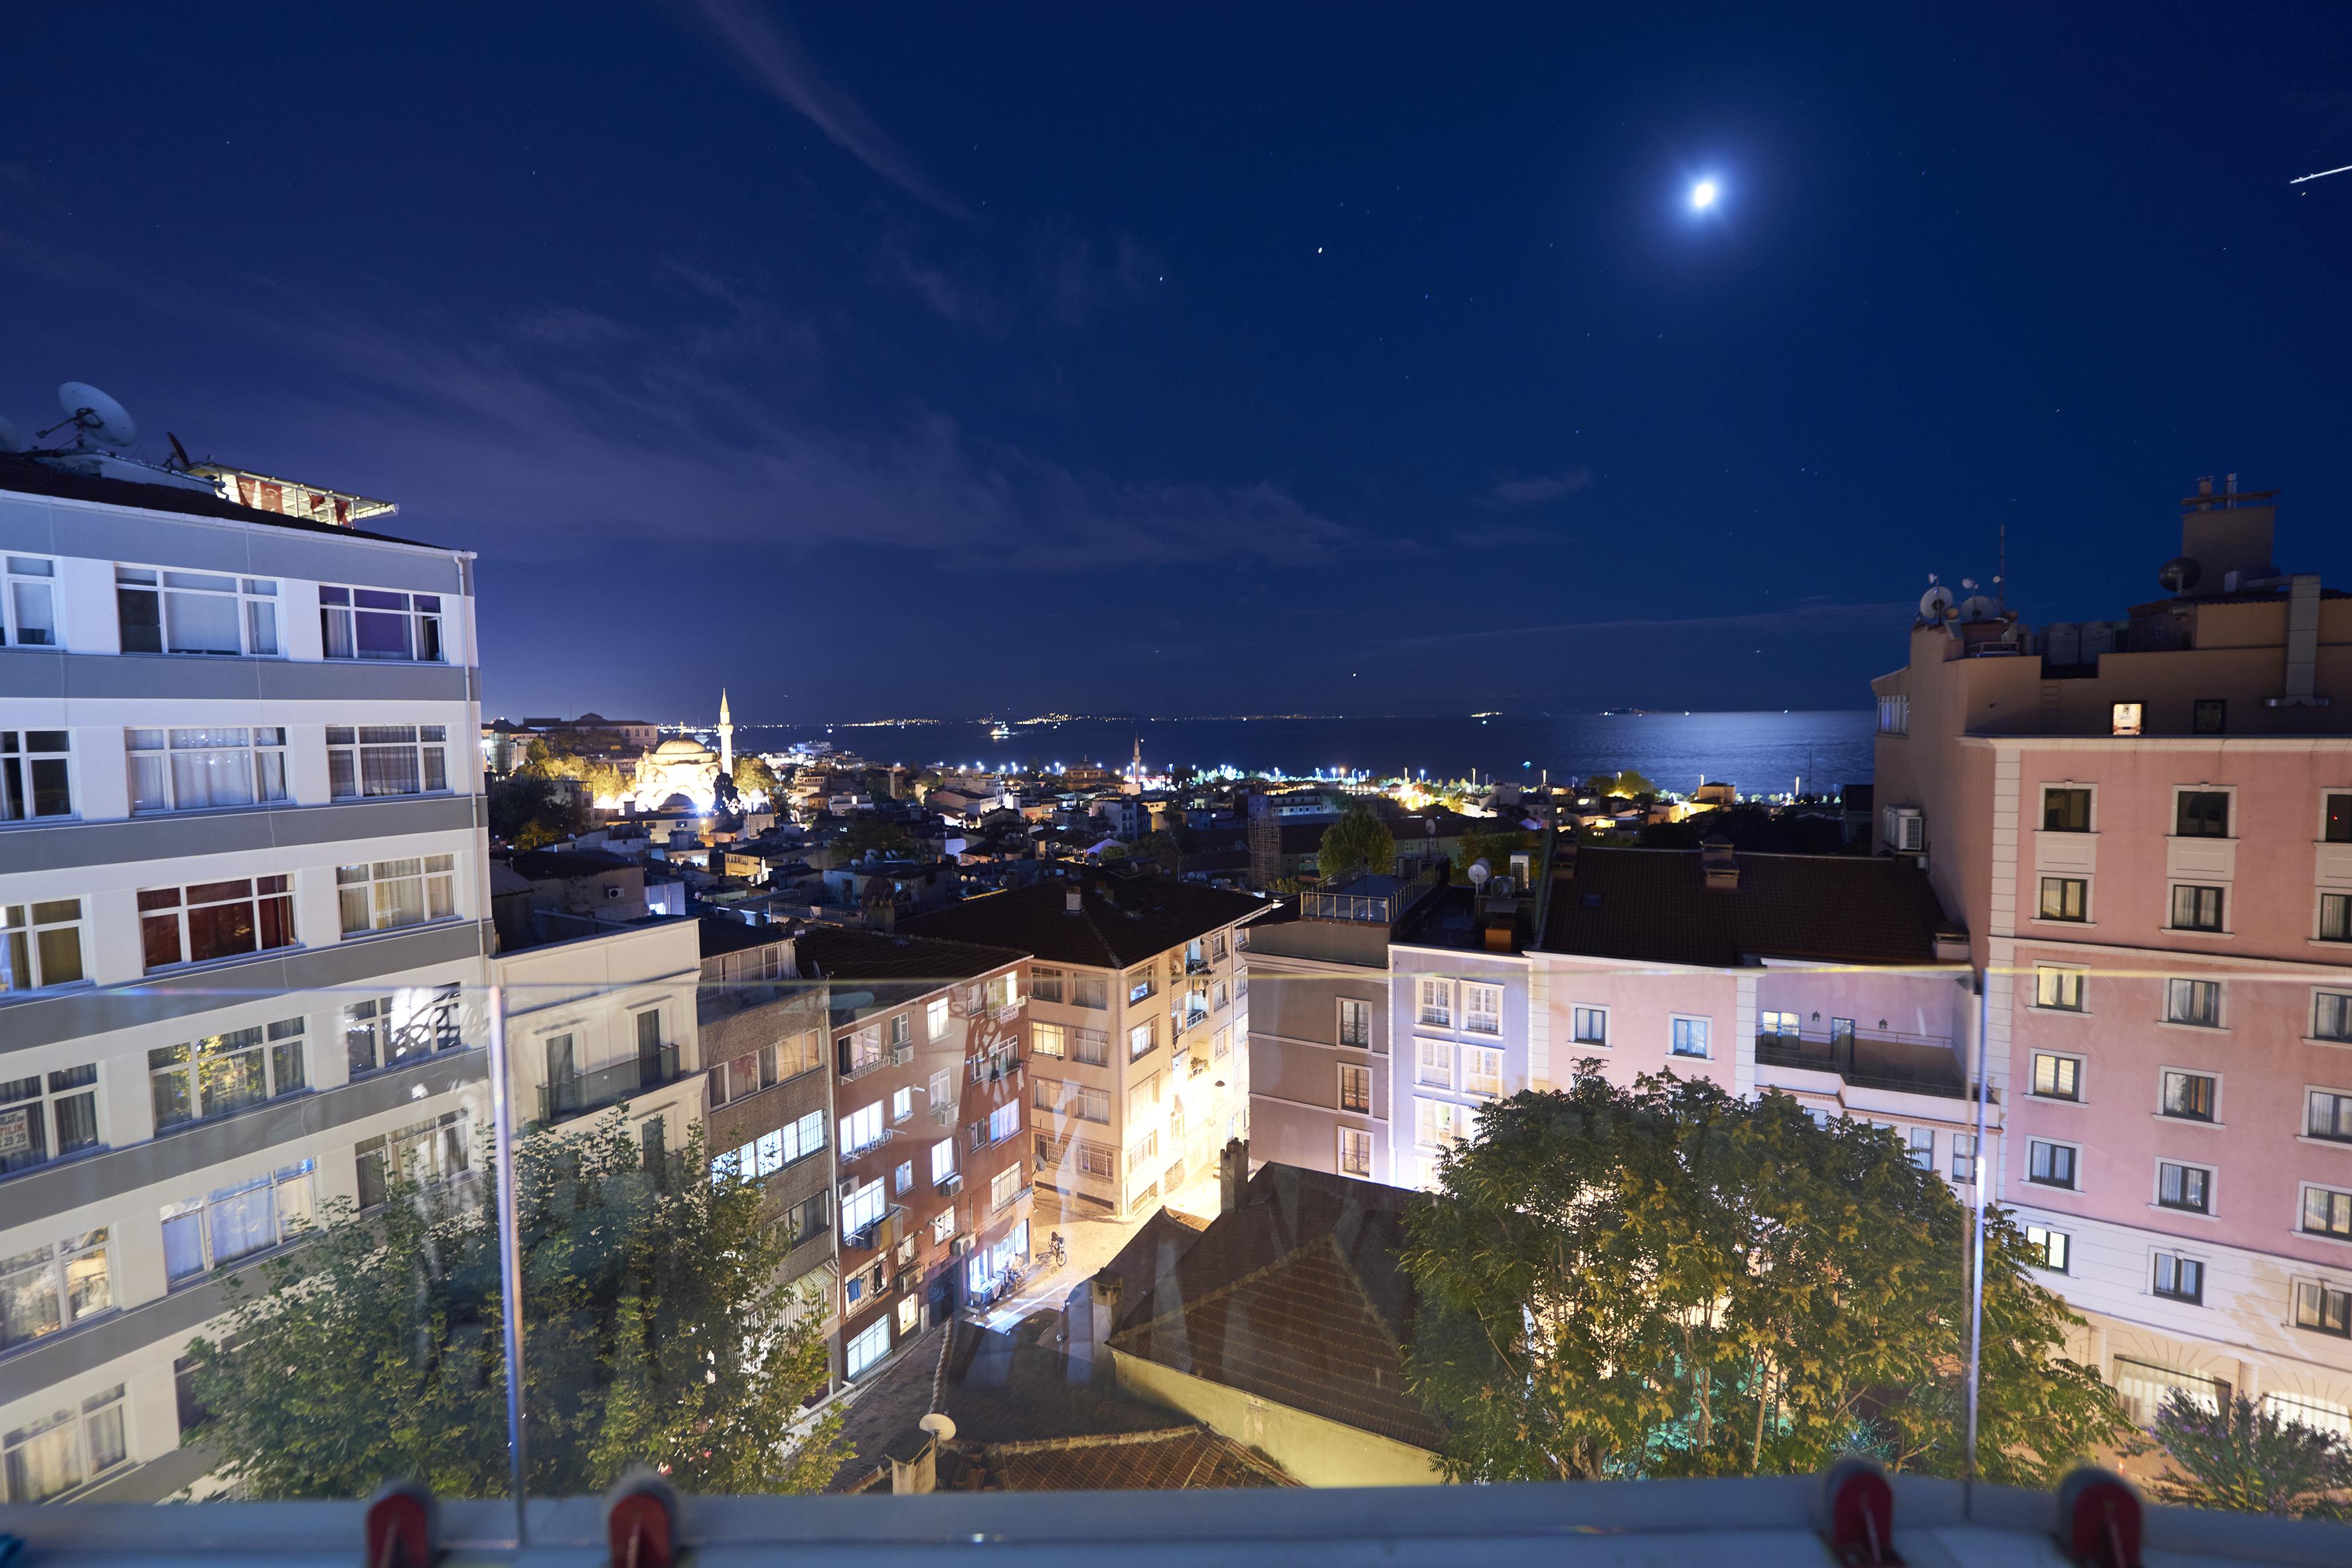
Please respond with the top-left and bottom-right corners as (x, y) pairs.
(0, 451), (441, 550)
(899, 872), (1264, 970)
(795, 925), (1026, 1012)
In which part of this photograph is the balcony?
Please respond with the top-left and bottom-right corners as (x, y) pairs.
(991, 1181), (1033, 1214)
(1184, 954), (1211, 976)
(1753, 1033), (1992, 1103)
(537, 1045), (680, 1125)
(842, 1204), (907, 1257)
(842, 1042), (913, 1083)
(838, 1127), (900, 1165)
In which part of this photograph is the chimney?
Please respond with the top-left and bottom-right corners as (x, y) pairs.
(887, 1428), (939, 1495)
(1089, 1273), (1125, 1350)
(1701, 836), (1739, 890)
(1065, 884), (1083, 915)
(1219, 1135), (1251, 1211)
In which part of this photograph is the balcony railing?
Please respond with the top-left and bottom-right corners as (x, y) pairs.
(991, 1182), (1032, 1214)
(538, 1045), (679, 1125)
(843, 1204), (906, 1256)
(838, 1127), (900, 1164)
(1754, 1034), (1994, 1103)
(842, 1042), (913, 1083)
(1184, 955), (1211, 975)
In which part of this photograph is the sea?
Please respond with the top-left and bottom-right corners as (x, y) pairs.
(732, 710), (1874, 798)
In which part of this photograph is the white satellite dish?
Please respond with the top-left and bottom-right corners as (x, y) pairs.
(1467, 858), (1492, 888)
(0, 417), (21, 455)
(55, 382), (137, 448)
(1958, 595), (1997, 622)
(1919, 584), (1955, 620)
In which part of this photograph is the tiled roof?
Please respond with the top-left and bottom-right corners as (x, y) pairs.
(979, 1427), (1294, 1490)
(1105, 1164), (1443, 1452)
(795, 923), (1024, 994)
(0, 453), (437, 548)
(1535, 843), (1952, 967)
(898, 873), (1265, 970)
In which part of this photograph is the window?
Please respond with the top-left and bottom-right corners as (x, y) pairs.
(343, 986), (461, 1075)
(336, 856), (456, 935)
(0, 1067), (100, 1175)
(1, 900), (86, 992)
(931, 1137), (955, 1185)
(2302, 1185), (2352, 1241)
(2175, 791), (2230, 838)
(2169, 885), (2225, 933)
(2322, 895), (2352, 944)
(2160, 1070), (2217, 1123)
(354, 1111), (470, 1208)
(2193, 699), (2227, 735)
(1464, 1047), (1503, 1097)
(1, 1385), (127, 1504)
(2043, 787), (2092, 832)
(140, 876), (295, 970)
(1212, 931), (1229, 961)
(161, 1161), (316, 1283)
(1030, 966), (1066, 1004)
(1760, 1010), (1799, 1040)
(2035, 967), (2085, 1011)
(2329, 794), (2352, 844)
(930, 1208), (954, 1245)
(840, 1177), (884, 1237)
(988, 1102), (1019, 1144)
(1415, 1098), (1472, 1150)
(2, 556), (58, 647)
(1417, 977), (1451, 1028)
(1211, 1025), (1230, 1061)
(1338, 1063), (1372, 1113)
(1128, 969), (1156, 1004)
(990, 1165), (1023, 1211)
(127, 728), (287, 813)
(1670, 1016), (1710, 1058)
(2157, 1161), (2212, 1215)
(1071, 973), (1108, 1010)
(983, 973), (1016, 1013)
(1, 731), (70, 821)
(2317, 992), (2352, 1043)
(926, 1067), (952, 1109)
(116, 568), (279, 657)
(1128, 1019), (1155, 1061)
(2027, 1139), (2077, 1190)
(890, 1085), (911, 1123)
(1032, 1021), (1067, 1059)
(149, 1018), (305, 1131)
(1416, 1037), (1452, 1088)
(1338, 1127), (1373, 1177)
(894, 1160), (913, 1195)
(1906, 1127), (1934, 1171)
(1876, 694), (1908, 736)
(846, 1317), (891, 1379)
(2110, 702), (2143, 737)
(1572, 1006), (1607, 1046)
(1127, 1073), (1161, 1123)
(2152, 1253), (2203, 1304)
(1127, 1131), (1158, 1172)
(2024, 1225), (2070, 1273)
(2039, 877), (2088, 921)
(326, 726), (448, 799)
(1338, 998), (1369, 1048)
(714, 1111), (828, 1184)
(2308, 1090), (2352, 1143)
(840, 1101), (884, 1154)
(1952, 1133), (1979, 1184)
(2296, 1281), (2352, 1340)
(1464, 983), (1502, 1036)
(2166, 978), (2221, 1028)
(1830, 1017), (1855, 1046)
(2031, 1054), (2081, 1100)
(319, 585), (443, 662)
(0, 1230), (111, 1350)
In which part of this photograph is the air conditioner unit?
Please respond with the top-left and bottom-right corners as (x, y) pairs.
(604, 885), (625, 900)
(951, 1235), (976, 1256)
(1884, 807), (1924, 854)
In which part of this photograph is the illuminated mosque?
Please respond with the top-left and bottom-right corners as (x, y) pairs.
(620, 689), (746, 814)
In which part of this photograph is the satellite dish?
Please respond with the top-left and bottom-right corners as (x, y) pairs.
(1958, 595), (1997, 622)
(1919, 584), (1956, 620)
(919, 1413), (957, 1441)
(1467, 858), (1492, 887)
(0, 417), (21, 455)
(56, 382), (137, 448)
(2158, 556), (2202, 595)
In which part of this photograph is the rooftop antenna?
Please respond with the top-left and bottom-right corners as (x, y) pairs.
(39, 382), (138, 450)
(0, 417), (22, 455)
(1996, 523), (2006, 613)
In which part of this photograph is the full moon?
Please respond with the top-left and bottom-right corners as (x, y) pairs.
(1690, 179), (1719, 210)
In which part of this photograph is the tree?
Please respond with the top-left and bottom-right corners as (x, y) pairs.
(1454, 825), (1533, 882)
(487, 771), (586, 848)
(733, 754), (782, 807)
(2138, 1392), (2352, 1520)
(839, 816), (915, 860)
(1400, 1071), (2124, 1485)
(1317, 803), (1396, 883)
(1131, 830), (1186, 875)
(185, 1117), (844, 1499)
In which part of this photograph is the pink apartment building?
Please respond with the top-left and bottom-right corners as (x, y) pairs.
(1873, 478), (2352, 1438)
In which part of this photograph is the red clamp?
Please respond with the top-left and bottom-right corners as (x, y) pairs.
(606, 1470), (679, 1568)
(362, 1482), (438, 1568)
(1819, 1457), (1904, 1566)
(2056, 1466), (2144, 1568)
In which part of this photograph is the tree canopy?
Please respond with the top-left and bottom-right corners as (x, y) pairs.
(1400, 1071), (2124, 1485)
(733, 754), (783, 807)
(1453, 825), (1534, 882)
(838, 815), (917, 860)
(185, 1117), (842, 1499)
(2138, 1391), (2352, 1520)
(1316, 803), (1395, 884)
(486, 771), (588, 848)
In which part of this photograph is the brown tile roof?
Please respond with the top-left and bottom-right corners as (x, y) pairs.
(1105, 1164), (1444, 1452)
(979, 1427), (1294, 1490)
(1535, 843), (1953, 967)
(899, 872), (1265, 971)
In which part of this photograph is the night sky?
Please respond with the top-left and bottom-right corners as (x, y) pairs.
(4, 7), (2349, 723)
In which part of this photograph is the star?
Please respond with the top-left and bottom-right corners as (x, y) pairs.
(1691, 179), (1719, 210)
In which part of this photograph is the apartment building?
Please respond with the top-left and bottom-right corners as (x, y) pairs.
(1243, 867), (1446, 1182)
(902, 871), (1263, 1221)
(1873, 479), (2352, 1436)
(796, 926), (1028, 1383)
(0, 457), (488, 1503)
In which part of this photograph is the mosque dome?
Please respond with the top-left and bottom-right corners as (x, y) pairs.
(653, 738), (712, 759)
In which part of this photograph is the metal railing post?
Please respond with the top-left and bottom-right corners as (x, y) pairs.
(1964, 963), (1992, 1516)
(487, 984), (530, 1544)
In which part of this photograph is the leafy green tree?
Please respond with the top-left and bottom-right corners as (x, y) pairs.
(1401, 1071), (2124, 1485)
(1454, 825), (1533, 882)
(1131, 830), (1186, 875)
(733, 754), (783, 806)
(2138, 1391), (2352, 1519)
(1608, 768), (1657, 799)
(1317, 803), (1396, 883)
(185, 1118), (843, 1499)
(840, 816), (915, 860)
(487, 771), (587, 848)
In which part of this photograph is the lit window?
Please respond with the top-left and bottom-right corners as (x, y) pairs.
(343, 986), (462, 1075)
(1415, 1097), (1472, 1150)
(2110, 702), (2143, 736)
(318, 585), (443, 662)
(840, 1177), (884, 1237)
(1129, 1020), (1155, 1061)
(845, 1316), (891, 1379)
(839, 1101), (884, 1154)
(931, 1137), (955, 1185)
(1417, 1038), (1452, 1088)
(988, 1102), (1019, 1143)
(2296, 1281), (2352, 1340)
(1, 730), (71, 821)
(139, 877), (295, 970)
(161, 1162), (316, 1283)
(2038, 877), (2088, 921)
(1464, 984), (1502, 1036)
(2024, 1224), (2069, 1273)
(991, 1164), (1024, 1211)
(0, 1065), (100, 1176)
(1338, 1127), (1373, 1176)
(1670, 1016), (1710, 1058)
(149, 1018), (305, 1131)
(0, 1383), (126, 1504)
(1032, 1021), (1066, 1058)
(1464, 1047), (1503, 1097)
(127, 728), (287, 813)
(1, 556), (58, 647)
(1338, 998), (1370, 1048)
(2160, 1071), (2217, 1124)
(2, 900), (87, 992)
(0, 1230), (111, 1352)
(1906, 1127), (1934, 1170)
(2153, 1253), (2203, 1304)
(1952, 1133), (1979, 1184)
(326, 726), (447, 799)
(116, 567), (278, 657)
(2031, 1048), (2077, 1097)
(1338, 1063), (1372, 1113)
(1417, 977), (1451, 1028)
(335, 856), (456, 935)
(894, 1160), (913, 1195)
(2035, 967), (2084, 1011)
(1071, 974), (1108, 1010)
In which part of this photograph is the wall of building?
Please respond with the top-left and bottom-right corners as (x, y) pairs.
(1110, 1351), (1444, 1488)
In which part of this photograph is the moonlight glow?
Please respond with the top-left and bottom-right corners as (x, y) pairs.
(1690, 179), (1719, 210)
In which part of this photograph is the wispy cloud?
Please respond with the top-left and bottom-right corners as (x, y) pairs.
(687, 0), (969, 218)
(1475, 469), (1592, 508)
(1447, 520), (1547, 550)
(1385, 599), (1912, 651)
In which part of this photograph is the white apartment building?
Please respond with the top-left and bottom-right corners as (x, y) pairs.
(0, 458), (490, 1504)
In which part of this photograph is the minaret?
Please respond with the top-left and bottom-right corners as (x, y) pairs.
(718, 688), (734, 775)
(1125, 734), (1144, 796)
